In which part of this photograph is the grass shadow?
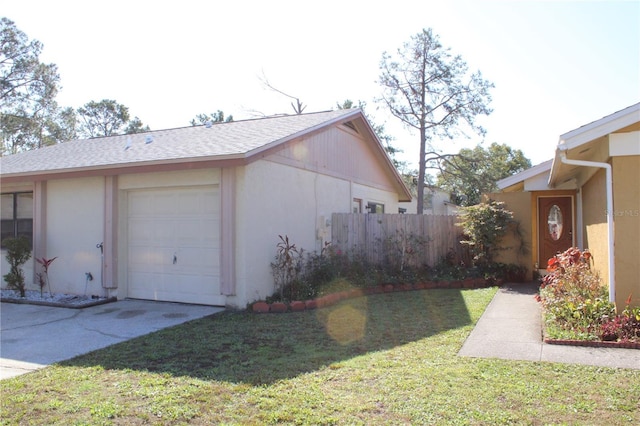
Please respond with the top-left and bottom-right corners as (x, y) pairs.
(60, 289), (477, 385)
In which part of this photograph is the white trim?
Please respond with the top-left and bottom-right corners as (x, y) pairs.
(497, 159), (552, 190)
(558, 103), (640, 151)
(609, 131), (640, 156)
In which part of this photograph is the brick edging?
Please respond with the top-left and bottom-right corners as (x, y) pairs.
(250, 278), (497, 313)
(544, 338), (640, 350)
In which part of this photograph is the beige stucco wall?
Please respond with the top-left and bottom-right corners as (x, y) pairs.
(581, 168), (609, 292)
(46, 177), (105, 295)
(229, 159), (400, 307)
(612, 155), (640, 308)
(486, 191), (533, 279)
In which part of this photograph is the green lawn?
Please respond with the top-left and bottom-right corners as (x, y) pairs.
(2, 287), (638, 425)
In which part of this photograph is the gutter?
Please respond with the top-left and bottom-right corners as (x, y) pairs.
(558, 151), (615, 303)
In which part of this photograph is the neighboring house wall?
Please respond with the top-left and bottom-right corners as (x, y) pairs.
(400, 189), (457, 215)
(581, 169), (609, 291)
(228, 130), (398, 307)
(1, 110), (409, 308)
(612, 155), (640, 307)
(232, 161), (346, 306)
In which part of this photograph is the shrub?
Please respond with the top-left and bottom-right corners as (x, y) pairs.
(600, 296), (640, 342)
(538, 247), (615, 341)
(457, 200), (517, 268)
(381, 228), (429, 274)
(2, 236), (32, 297)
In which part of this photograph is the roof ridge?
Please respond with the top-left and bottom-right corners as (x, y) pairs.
(79, 109), (356, 142)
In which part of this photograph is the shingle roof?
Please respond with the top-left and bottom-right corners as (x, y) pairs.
(1, 109), (359, 177)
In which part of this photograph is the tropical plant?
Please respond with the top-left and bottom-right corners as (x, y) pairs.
(2, 236), (32, 297)
(271, 235), (302, 300)
(35, 256), (57, 297)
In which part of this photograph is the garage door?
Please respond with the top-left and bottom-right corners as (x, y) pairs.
(127, 186), (224, 305)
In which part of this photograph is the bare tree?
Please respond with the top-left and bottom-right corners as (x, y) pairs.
(259, 72), (306, 114)
(378, 28), (493, 213)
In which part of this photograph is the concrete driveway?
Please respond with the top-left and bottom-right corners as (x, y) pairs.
(0, 300), (224, 380)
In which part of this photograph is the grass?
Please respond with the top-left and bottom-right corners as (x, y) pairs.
(2, 287), (639, 425)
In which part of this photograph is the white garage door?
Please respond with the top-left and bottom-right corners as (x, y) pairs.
(127, 186), (224, 305)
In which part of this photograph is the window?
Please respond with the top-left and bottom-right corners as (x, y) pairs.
(1, 192), (33, 246)
(352, 198), (362, 213)
(366, 202), (384, 214)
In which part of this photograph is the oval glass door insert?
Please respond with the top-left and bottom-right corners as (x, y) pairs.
(548, 205), (563, 241)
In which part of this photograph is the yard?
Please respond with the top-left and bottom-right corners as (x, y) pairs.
(1, 287), (638, 425)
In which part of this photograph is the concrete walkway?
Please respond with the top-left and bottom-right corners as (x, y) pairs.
(459, 282), (640, 370)
(1, 300), (224, 380)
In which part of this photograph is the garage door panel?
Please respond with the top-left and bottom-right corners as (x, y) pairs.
(202, 192), (219, 214)
(154, 193), (177, 215)
(176, 221), (219, 247)
(153, 220), (176, 244)
(129, 193), (154, 216)
(175, 192), (201, 214)
(129, 219), (155, 244)
(176, 247), (219, 269)
(128, 246), (163, 267)
(127, 186), (222, 305)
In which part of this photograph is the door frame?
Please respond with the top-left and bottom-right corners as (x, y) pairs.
(534, 191), (576, 271)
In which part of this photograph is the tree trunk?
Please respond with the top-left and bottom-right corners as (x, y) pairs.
(417, 127), (427, 214)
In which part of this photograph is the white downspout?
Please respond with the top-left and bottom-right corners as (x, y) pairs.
(558, 152), (615, 303)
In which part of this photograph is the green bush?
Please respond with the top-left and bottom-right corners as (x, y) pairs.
(2, 236), (32, 297)
(269, 232), (503, 302)
(457, 200), (517, 268)
(538, 247), (615, 341)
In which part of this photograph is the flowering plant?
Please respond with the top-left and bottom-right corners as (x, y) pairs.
(538, 248), (614, 341)
(538, 247), (639, 343)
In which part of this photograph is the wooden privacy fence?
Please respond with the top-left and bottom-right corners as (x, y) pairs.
(331, 213), (468, 268)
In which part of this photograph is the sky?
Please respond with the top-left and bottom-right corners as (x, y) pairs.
(3, 0), (639, 169)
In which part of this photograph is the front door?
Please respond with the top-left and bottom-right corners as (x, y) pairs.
(538, 196), (574, 266)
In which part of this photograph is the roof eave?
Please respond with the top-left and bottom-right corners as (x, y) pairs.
(549, 102), (640, 187)
(352, 111), (413, 202)
(0, 154), (248, 182)
(496, 159), (553, 190)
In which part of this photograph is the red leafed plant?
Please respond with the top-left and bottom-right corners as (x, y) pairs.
(601, 294), (640, 342)
(541, 247), (593, 289)
(36, 256), (57, 297)
(538, 248), (639, 343)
